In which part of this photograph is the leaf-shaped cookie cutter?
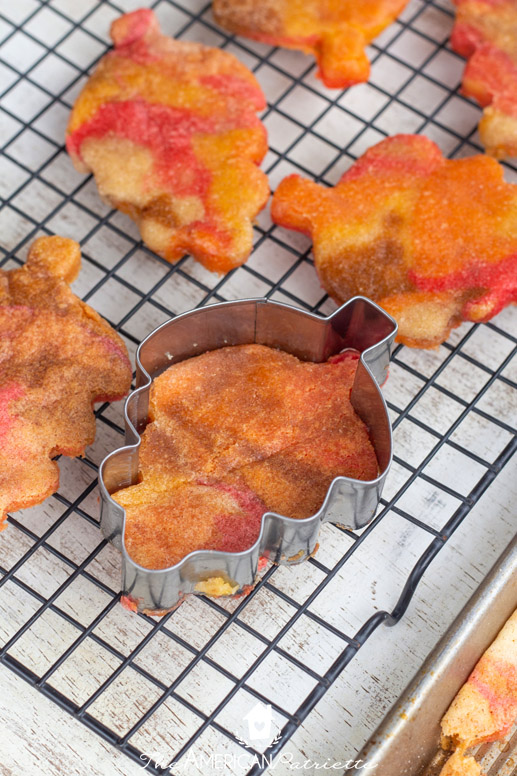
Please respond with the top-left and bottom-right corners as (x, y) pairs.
(99, 297), (397, 614)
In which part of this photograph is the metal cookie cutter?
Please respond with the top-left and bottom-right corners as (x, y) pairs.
(99, 297), (397, 614)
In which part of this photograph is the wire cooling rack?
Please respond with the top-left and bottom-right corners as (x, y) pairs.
(0, 0), (516, 774)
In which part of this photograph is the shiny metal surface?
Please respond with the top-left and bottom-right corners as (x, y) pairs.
(356, 536), (517, 775)
(98, 296), (397, 613)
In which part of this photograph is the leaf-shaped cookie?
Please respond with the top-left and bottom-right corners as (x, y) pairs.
(213, 0), (409, 88)
(451, 0), (517, 159)
(113, 345), (377, 569)
(66, 9), (269, 273)
(271, 134), (517, 348)
(0, 236), (132, 524)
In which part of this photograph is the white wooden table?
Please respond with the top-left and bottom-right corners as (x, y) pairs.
(0, 457), (515, 775)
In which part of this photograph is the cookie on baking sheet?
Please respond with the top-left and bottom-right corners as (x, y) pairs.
(0, 236), (132, 524)
(451, 0), (517, 159)
(112, 344), (378, 570)
(271, 134), (517, 348)
(441, 610), (517, 750)
(213, 0), (409, 88)
(437, 609), (517, 776)
(66, 8), (269, 274)
(438, 751), (483, 776)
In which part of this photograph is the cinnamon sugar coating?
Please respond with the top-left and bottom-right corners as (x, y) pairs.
(271, 134), (517, 348)
(441, 610), (517, 750)
(451, 0), (517, 159)
(213, 0), (409, 88)
(0, 236), (132, 524)
(113, 344), (378, 569)
(66, 9), (269, 273)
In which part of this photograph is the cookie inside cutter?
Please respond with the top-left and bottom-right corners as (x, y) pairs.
(99, 297), (397, 614)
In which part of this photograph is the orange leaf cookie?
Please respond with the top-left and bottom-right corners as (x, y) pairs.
(0, 236), (132, 524)
(66, 9), (269, 273)
(451, 0), (517, 159)
(271, 134), (517, 348)
(113, 344), (377, 570)
(213, 0), (409, 88)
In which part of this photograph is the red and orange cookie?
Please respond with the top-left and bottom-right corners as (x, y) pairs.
(451, 0), (517, 159)
(213, 0), (409, 88)
(439, 609), (517, 775)
(66, 9), (269, 273)
(0, 236), (132, 525)
(112, 344), (377, 569)
(271, 134), (517, 348)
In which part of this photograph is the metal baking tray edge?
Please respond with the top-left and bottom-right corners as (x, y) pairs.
(353, 534), (517, 775)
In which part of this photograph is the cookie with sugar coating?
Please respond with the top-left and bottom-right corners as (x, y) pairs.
(0, 236), (132, 524)
(438, 751), (483, 776)
(441, 610), (517, 750)
(113, 344), (378, 570)
(271, 134), (517, 348)
(213, 0), (409, 88)
(67, 9), (269, 274)
(451, 0), (517, 159)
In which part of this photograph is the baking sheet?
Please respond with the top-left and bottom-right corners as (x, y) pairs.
(356, 536), (517, 775)
(0, 1), (516, 775)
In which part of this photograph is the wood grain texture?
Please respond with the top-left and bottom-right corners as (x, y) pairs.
(0, 664), (143, 776)
(0, 460), (514, 776)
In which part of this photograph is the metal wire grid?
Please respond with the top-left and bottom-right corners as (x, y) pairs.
(0, 0), (515, 773)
